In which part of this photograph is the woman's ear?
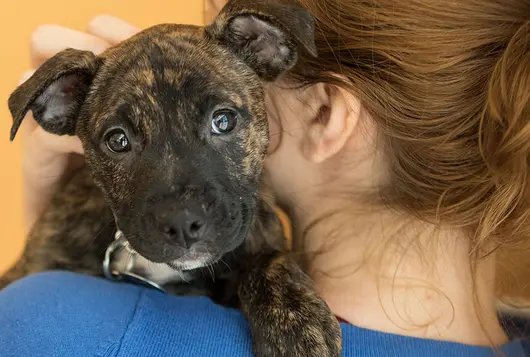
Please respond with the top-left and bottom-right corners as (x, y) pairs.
(302, 84), (361, 163)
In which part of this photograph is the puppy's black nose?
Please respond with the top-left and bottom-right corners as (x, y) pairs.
(155, 205), (207, 247)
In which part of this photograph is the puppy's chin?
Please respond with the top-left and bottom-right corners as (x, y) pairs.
(167, 228), (250, 271)
(167, 253), (214, 271)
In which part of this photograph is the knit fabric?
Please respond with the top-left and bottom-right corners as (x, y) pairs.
(0, 271), (527, 357)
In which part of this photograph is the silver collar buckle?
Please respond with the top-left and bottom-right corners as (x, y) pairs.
(102, 230), (165, 293)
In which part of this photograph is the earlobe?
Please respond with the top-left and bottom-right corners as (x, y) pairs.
(302, 85), (360, 163)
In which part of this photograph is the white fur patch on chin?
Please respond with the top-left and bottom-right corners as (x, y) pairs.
(112, 249), (194, 286)
(171, 257), (211, 271)
(110, 230), (210, 286)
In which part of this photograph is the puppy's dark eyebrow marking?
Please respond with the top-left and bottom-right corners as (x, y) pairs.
(148, 44), (168, 86)
(115, 103), (139, 133)
(147, 44), (187, 119)
(92, 103), (139, 140)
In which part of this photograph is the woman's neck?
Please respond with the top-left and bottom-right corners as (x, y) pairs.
(289, 201), (508, 346)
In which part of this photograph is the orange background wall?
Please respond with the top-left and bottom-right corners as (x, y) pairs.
(0, 1), (204, 275)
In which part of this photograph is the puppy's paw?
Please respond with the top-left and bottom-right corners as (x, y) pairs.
(239, 252), (342, 357)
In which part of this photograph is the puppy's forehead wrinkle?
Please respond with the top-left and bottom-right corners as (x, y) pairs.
(83, 24), (267, 155)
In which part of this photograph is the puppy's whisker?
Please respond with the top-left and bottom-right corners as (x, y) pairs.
(177, 269), (190, 284)
(219, 259), (232, 272)
(208, 263), (215, 282)
(203, 247), (216, 282)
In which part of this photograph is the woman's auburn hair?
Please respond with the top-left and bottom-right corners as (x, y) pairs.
(285, 0), (530, 264)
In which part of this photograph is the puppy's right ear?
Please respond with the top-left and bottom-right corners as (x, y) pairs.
(8, 48), (101, 141)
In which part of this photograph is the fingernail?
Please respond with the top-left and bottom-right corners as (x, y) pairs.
(92, 44), (108, 55)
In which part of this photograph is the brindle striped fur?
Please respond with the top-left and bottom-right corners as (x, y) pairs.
(2, 1), (342, 356)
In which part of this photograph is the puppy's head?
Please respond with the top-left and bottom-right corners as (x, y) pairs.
(8, 0), (316, 270)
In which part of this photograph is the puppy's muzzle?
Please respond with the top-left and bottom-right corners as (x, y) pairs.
(153, 198), (242, 249)
(154, 202), (208, 248)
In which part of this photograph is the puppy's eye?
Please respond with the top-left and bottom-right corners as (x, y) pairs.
(105, 129), (130, 153)
(211, 110), (237, 135)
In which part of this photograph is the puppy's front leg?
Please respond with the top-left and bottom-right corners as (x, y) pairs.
(238, 251), (342, 357)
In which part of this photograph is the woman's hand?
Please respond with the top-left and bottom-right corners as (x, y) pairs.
(204, 0), (227, 24)
(19, 15), (139, 233)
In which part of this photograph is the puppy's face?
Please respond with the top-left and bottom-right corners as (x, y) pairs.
(8, 0), (316, 270)
(81, 27), (270, 268)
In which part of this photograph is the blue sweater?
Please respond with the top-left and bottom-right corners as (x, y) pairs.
(0, 271), (528, 357)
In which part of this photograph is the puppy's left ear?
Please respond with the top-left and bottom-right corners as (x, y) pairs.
(8, 48), (101, 141)
(205, 0), (317, 81)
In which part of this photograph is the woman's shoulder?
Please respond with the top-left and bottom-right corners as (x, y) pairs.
(0, 271), (254, 357)
(0, 271), (527, 357)
(340, 319), (528, 357)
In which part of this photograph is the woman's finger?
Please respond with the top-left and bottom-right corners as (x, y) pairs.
(30, 25), (111, 68)
(33, 127), (84, 155)
(87, 15), (140, 45)
(17, 109), (83, 156)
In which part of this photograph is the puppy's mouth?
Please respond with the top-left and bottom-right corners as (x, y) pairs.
(114, 203), (253, 270)
(104, 204), (253, 289)
(167, 204), (252, 271)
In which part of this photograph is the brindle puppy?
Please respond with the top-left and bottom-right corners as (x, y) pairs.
(1, 1), (342, 356)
